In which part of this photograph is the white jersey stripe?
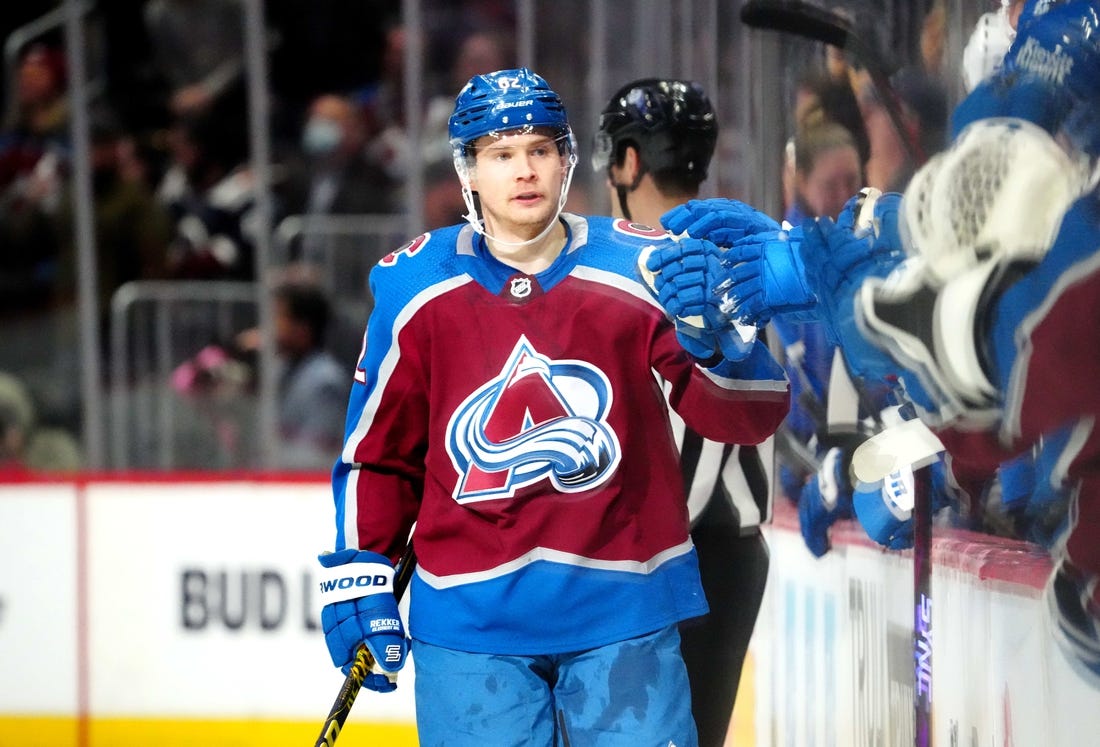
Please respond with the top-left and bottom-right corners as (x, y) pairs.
(416, 539), (697, 589)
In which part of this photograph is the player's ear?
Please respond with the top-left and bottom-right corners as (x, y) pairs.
(621, 145), (642, 183)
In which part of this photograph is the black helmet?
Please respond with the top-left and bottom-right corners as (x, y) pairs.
(592, 78), (718, 183)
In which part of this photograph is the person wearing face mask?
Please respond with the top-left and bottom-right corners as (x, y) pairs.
(279, 93), (399, 263)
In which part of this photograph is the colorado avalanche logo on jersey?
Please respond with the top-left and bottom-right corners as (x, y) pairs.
(446, 336), (621, 503)
(612, 218), (667, 239)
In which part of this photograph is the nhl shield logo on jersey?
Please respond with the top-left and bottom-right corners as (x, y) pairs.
(446, 335), (621, 503)
(501, 273), (543, 303)
(509, 276), (532, 298)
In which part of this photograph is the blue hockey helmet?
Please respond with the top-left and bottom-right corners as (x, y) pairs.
(448, 68), (579, 244)
(448, 67), (575, 161)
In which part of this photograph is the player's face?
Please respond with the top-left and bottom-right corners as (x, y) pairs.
(469, 131), (568, 240)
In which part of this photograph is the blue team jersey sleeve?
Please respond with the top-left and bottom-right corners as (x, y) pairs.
(331, 226), (468, 558)
(576, 215), (790, 445)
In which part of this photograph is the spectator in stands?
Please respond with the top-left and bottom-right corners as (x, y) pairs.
(361, 22), (515, 182)
(234, 279), (349, 470)
(54, 109), (172, 333)
(853, 21), (947, 197)
(0, 5), (61, 111)
(422, 160), (467, 229)
(0, 371), (36, 473)
(156, 91), (258, 280)
(360, 23), (409, 184)
(0, 42), (70, 316)
(270, 280), (348, 469)
(143, 0), (245, 119)
(791, 73), (870, 169)
(887, 1), (950, 169)
(421, 28), (514, 167)
(784, 120), (863, 227)
(0, 370), (82, 474)
(266, 0), (397, 141)
(784, 73), (870, 223)
(278, 93), (400, 263)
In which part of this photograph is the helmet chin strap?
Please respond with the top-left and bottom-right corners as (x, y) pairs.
(615, 184), (634, 222)
(460, 155), (578, 248)
(611, 163), (646, 224)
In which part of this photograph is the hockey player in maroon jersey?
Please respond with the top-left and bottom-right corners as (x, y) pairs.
(314, 67), (790, 745)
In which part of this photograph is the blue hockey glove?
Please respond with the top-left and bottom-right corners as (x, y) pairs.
(780, 462), (811, 504)
(951, 0), (1100, 154)
(799, 215), (904, 383)
(835, 189), (904, 254)
(640, 238), (756, 361)
(318, 549), (409, 691)
(798, 446), (855, 558)
(660, 197), (781, 246)
(717, 227), (816, 325)
(1046, 559), (1100, 686)
(852, 460), (956, 550)
(853, 464), (919, 550)
(642, 237), (726, 319)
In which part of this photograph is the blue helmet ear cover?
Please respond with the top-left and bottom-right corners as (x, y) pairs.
(448, 67), (573, 159)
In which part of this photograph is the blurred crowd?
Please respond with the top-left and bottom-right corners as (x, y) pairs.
(0, 0), (520, 471)
(0, 0), (1009, 486)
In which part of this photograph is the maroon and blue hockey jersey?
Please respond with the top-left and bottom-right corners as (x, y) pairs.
(331, 213), (790, 654)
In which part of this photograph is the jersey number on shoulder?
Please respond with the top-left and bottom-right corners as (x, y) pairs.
(379, 232), (431, 267)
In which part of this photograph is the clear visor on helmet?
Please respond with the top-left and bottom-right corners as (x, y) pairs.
(591, 129), (614, 173)
(452, 125), (577, 183)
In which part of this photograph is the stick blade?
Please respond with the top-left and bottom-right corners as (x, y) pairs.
(739, 0), (852, 49)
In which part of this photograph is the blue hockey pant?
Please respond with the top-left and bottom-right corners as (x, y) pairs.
(411, 624), (699, 746)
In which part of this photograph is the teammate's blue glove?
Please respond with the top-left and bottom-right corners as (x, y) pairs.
(797, 446), (855, 558)
(640, 238), (756, 361)
(717, 227), (816, 325)
(852, 460), (956, 550)
(1046, 559), (1100, 686)
(835, 189), (904, 254)
(660, 197), (781, 246)
(318, 549), (409, 691)
(853, 465), (919, 550)
(951, 0), (1100, 154)
(799, 215), (904, 383)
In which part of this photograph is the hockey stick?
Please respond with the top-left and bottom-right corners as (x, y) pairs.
(852, 421), (939, 747)
(912, 465), (933, 747)
(739, 0), (926, 167)
(314, 541), (418, 747)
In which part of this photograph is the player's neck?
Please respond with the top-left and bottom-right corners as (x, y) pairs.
(485, 218), (568, 275)
(625, 182), (697, 232)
